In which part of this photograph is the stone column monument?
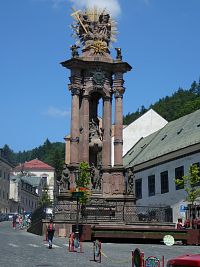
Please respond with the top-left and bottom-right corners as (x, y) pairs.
(59, 8), (134, 204)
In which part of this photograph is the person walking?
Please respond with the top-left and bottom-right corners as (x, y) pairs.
(47, 219), (55, 249)
(12, 214), (17, 229)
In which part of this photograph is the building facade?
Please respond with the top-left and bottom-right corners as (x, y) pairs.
(13, 159), (55, 202)
(111, 109), (168, 166)
(124, 109), (200, 223)
(0, 150), (13, 213)
(10, 176), (40, 213)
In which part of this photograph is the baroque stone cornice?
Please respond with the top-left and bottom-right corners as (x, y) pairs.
(114, 139), (123, 145)
(103, 95), (112, 101)
(70, 137), (79, 143)
(70, 87), (81, 96)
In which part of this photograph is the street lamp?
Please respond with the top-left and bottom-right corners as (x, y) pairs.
(72, 190), (84, 248)
(71, 164), (90, 247)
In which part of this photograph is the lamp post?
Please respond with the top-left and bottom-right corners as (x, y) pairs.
(71, 163), (90, 247)
(72, 190), (84, 248)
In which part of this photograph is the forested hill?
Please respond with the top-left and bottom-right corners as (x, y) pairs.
(1, 139), (65, 179)
(123, 80), (200, 125)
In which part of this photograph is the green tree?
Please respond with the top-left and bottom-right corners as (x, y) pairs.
(39, 186), (52, 207)
(175, 164), (200, 205)
(2, 144), (16, 164)
(123, 79), (200, 125)
(76, 162), (90, 188)
(76, 161), (91, 204)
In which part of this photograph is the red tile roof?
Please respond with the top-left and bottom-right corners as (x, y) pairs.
(14, 159), (54, 172)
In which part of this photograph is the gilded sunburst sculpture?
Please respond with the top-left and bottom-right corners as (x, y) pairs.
(70, 7), (117, 54)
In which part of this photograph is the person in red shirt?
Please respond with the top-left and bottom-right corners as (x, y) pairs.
(47, 219), (55, 249)
(177, 218), (184, 229)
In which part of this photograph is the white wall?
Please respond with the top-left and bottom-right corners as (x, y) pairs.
(29, 171), (55, 201)
(13, 170), (55, 201)
(135, 152), (200, 223)
(111, 109), (168, 166)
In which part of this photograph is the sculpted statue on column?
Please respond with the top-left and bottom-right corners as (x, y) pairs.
(58, 164), (70, 191)
(126, 168), (134, 195)
(91, 163), (102, 190)
(71, 8), (117, 55)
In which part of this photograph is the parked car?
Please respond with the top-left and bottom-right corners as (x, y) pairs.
(167, 254), (200, 266)
(8, 213), (17, 221)
(0, 213), (9, 221)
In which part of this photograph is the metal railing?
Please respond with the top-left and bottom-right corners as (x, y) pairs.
(53, 202), (172, 224)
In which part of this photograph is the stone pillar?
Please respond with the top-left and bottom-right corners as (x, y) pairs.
(113, 72), (124, 166)
(64, 136), (71, 164)
(70, 88), (80, 165)
(102, 96), (112, 167)
(79, 94), (90, 163)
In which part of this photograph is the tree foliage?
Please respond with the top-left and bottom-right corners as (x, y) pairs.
(175, 164), (200, 205)
(76, 162), (91, 204)
(123, 79), (200, 125)
(1, 139), (65, 181)
(39, 186), (52, 207)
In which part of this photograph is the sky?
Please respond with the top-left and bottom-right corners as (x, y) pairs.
(1, 0), (200, 152)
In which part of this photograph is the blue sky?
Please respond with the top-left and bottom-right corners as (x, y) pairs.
(1, 0), (200, 152)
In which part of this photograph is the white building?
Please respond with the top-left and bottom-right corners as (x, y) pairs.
(123, 108), (200, 223)
(111, 109), (168, 166)
(10, 175), (40, 213)
(13, 159), (55, 202)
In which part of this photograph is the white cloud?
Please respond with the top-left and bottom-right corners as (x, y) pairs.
(143, 0), (150, 5)
(45, 106), (70, 117)
(51, 0), (66, 8)
(32, 0), (66, 8)
(69, 0), (121, 17)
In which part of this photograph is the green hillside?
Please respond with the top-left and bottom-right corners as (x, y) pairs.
(1, 139), (65, 180)
(123, 80), (200, 125)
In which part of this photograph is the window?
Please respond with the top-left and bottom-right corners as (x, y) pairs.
(0, 170), (2, 178)
(175, 166), (184, 190)
(177, 128), (183, 135)
(148, 175), (155, 196)
(161, 134), (167, 140)
(135, 179), (142, 199)
(161, 171), (169, 194)
(192, 162), (200, 186)
(42, 176), (47, 186)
